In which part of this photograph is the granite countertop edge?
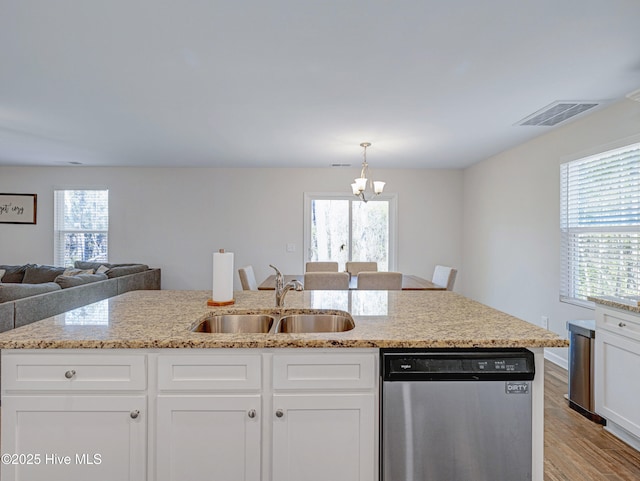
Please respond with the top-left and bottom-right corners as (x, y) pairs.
(0, 290), (569, 350)
(588, 296), (640, 314)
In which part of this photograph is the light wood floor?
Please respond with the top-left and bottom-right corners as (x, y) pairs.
(544, 360), (640, 480)
(0, 361), (638, 480)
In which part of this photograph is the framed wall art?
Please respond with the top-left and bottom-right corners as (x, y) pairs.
(0, 193), (37, 224)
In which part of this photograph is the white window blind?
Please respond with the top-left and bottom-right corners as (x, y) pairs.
(560, 142), (640, 305)
(54, 190), (109, 267)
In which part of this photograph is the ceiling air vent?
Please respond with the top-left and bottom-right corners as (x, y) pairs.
(517, 101), (601, 127)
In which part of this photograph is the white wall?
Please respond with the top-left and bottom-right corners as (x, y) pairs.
(462, 98), (640, 364)
(0, 167), (463, 291)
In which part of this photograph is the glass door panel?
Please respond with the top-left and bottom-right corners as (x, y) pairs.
(352, 201), (389, 271)
(309, 199), (349, 271)
(306, 195), (394, 273)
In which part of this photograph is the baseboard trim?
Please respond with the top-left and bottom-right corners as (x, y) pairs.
(544, 348), (568, 370)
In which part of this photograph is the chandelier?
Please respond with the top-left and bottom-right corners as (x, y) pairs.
(351, 142), (385, 202)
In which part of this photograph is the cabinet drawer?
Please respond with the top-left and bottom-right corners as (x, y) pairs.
(597, 308), (640, 341)
(2, 353), (146, 391)
(273, 353), (376, 390)
(157, 354), (261, 391)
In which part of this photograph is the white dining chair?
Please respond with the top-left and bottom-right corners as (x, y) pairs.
(303, 272), (350, 290)
(432, 265), (457, 291)
(345, 261), (378, 276)
(305, 262), (339, 272)
(356, 271), (403, 290)
(238, 265), (258, 291)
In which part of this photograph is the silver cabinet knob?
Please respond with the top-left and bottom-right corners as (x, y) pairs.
(130, 410), (140, 419)
(64, 370), (76, 379)
(248, 409), (257, 419)
(275, 409), (284, 418)
(619, 322), (627, 328)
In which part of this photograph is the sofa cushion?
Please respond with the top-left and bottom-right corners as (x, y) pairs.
(0, 282), (61, 303)
(0, 264), (34, 283)
(55, 272), (108, 289)
(74, 261), (111, 270)
(73, 261), (149, 278)
(106, 265), (149, 278)
(62, 268), (95, 276)
(23, 265), (66, 284)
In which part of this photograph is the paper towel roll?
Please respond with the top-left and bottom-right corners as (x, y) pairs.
(212, 250), (234, 303)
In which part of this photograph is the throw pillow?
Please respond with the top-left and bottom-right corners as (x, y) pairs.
(0, 264), (34, 283)
(0, 268), (5, 282)
(96, 265), (109, 274)
(62, 268), (95, 276)
(23, 265), (66, 284)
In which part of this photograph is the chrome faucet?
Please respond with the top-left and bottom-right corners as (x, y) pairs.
(269, 264), (303, 307)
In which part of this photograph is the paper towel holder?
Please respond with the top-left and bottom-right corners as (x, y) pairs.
(208, 248), (236, 307)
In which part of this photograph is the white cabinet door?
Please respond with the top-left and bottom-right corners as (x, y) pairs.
(595, 329), (640, 438)
(156, 395), (261, 481)
(272, 393), (376, 481)
(1, 395), (146, 481)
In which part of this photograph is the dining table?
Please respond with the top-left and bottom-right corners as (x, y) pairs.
(257, 274), (446, 291)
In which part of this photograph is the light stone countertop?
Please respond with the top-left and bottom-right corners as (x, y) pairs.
(0, 289), (568, 349)
(589, 296), (640, 314)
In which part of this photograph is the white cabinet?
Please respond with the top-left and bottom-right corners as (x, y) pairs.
(155, 352), (263, 481)
(155, 349), (378, 481)
(1, 348), (378, 481)
(272, 393), (375, 481)
(595, 305), (640, 450)
(156, 395), (261, 481)
(1, 351), (147, 481)
(271, 351), (377, 481)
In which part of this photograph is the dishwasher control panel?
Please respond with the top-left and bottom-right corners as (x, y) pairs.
(381, 348), (535, 381)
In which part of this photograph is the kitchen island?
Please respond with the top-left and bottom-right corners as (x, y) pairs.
(0, 289), (567, 481)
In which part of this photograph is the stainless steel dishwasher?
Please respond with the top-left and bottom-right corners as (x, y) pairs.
(381, 348), (535, 481)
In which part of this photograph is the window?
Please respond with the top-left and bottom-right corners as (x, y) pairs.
(303, 193), (398, 272)
(560, 142), (640, 305)
(54, 190), (109, 267)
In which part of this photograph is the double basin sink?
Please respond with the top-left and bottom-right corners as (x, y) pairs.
(191, 309), (355, 334)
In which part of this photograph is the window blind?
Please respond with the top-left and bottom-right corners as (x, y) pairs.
(560, 143), (640, 305)
(54, 190), (109, 267)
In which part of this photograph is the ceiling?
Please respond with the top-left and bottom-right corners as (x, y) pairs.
(1, 0), (640, 169)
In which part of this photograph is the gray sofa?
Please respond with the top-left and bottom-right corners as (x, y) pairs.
(0, 262), (161, 332)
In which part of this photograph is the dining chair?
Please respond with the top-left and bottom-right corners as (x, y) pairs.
(356, 271), (403, 290)
(345, 261), (378, 276)
(305, 261), (339, 272)
(432, 265), (457, 291)
(303, 272), (350, 290)
(238, 265), (258, 291)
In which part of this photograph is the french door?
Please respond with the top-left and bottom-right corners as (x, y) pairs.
(303, 193), (397, 272)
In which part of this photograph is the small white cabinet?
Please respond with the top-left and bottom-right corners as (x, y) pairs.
(271, 351), (377, 481)
(272, 393), (375, 481)
(595, 305), (640, 449)
(1, 351), (147, 481)
(155, 353), (263, 481)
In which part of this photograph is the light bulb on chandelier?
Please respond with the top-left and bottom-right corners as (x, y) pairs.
(350, 142), (385, 202)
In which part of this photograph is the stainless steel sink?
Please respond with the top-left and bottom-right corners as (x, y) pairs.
(275, 314), (355, 333)
(192, 314), (275, 333)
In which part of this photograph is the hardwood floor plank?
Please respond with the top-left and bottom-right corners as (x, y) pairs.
(544, 361), (640, 481)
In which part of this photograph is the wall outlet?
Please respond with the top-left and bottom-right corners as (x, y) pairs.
(541, 316), (549, 330)
(286, 243), (296, 253)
